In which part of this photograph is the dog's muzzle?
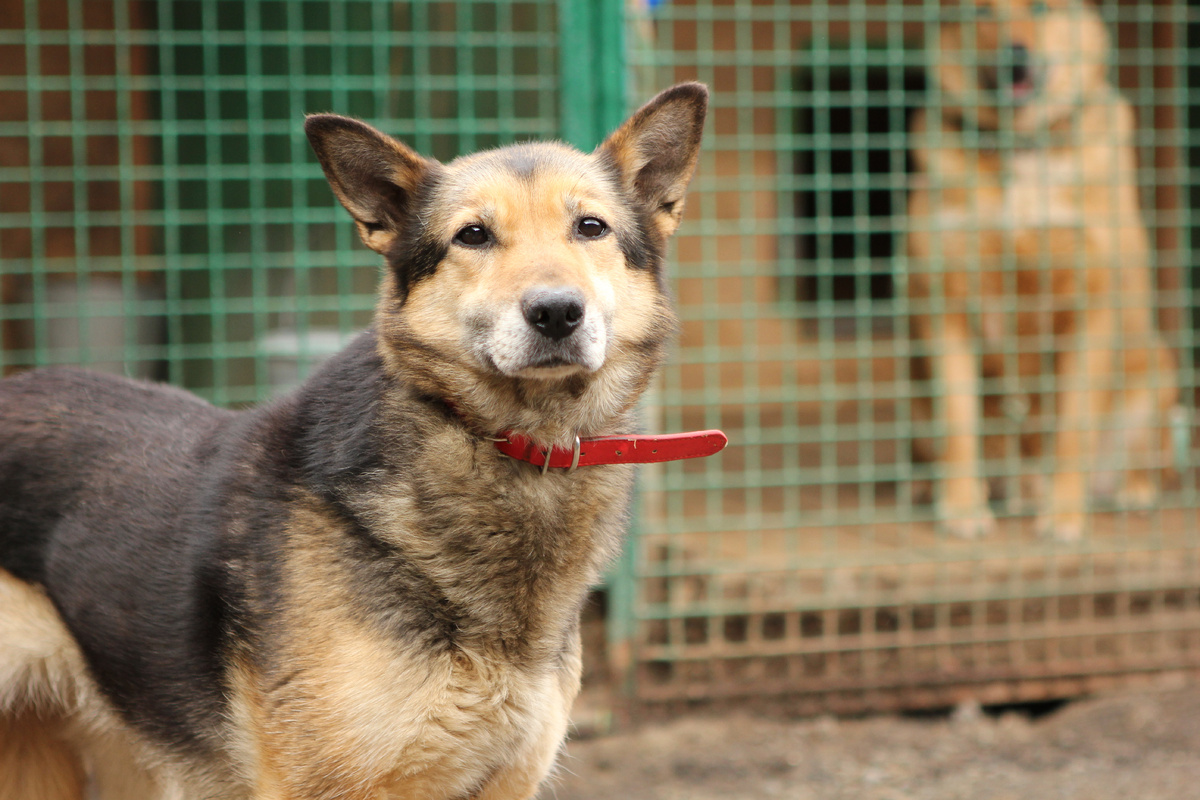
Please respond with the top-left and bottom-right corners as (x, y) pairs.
(479, 285), (605, 377)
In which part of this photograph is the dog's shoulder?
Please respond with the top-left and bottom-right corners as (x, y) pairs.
(287, 330), (393, 486)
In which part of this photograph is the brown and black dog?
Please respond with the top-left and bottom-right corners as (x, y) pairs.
(0, 84), (708, 799)
(907, 0), (1177, 540)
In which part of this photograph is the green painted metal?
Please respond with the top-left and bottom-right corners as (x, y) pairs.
(1, 0), (563, 404)
(557, 0), (626, 150)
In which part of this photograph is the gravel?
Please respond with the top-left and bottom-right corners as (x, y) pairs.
(544, 685), (1200, 800)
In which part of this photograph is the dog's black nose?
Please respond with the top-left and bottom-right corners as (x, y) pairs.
(522, 288), (585, 341)
(1009, 43), (1031, 86)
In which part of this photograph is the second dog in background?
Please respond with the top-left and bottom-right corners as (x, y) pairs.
(906, 0), (1178, 541)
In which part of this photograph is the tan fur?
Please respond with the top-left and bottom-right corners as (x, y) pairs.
(0, 569), (91, 800)
(0, 711), (86, 800)
(223, 495), (585, 799)
(0, 569), (172, 799)
(908, 0), (1177, 540)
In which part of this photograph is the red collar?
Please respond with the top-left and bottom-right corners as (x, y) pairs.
(492, 429), (728, 473)
(439, 399), (727, 472)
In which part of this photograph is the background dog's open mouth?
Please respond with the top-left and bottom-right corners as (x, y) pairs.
(979, 65), (1039, 104)
(1011, 74), (1037, 103)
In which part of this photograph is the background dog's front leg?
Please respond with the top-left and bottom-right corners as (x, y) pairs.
(1113, 338), (1180, 509)
(936, 315), (994, 538)
(1038, 306), (1116, 541)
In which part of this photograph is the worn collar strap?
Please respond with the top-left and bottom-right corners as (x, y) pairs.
(492, 429), (728, 473)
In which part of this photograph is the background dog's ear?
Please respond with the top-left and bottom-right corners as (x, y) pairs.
(597, 82), (708, 239)
(305, 115), (437, 254)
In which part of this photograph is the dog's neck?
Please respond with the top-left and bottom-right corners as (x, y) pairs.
(285, 340), (631, 661)
(937, 87), (1114, 152)
(437, 396), (727, 472)
(427, 382), (642, 450)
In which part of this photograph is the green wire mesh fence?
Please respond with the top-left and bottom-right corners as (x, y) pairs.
(2, 0), (1199, 715)
(620, 0), (1200, 712)
(1, 0), (565, 404)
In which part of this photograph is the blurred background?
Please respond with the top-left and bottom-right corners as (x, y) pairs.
(1, 0), (1198, 718)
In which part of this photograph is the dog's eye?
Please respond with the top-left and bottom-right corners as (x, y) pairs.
(576, 217), (608, 239)
(454, 224), (490, 247)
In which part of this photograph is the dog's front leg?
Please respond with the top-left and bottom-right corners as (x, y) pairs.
(1037, 305), (1116, 541)
(936, 313), (995, 538)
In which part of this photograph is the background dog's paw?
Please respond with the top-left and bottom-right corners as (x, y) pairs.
(937, 501), (996, 539)
(938, 479), (995, 538)
(1117, 475), (1159, 511)
(1036, 510), (1086, 542)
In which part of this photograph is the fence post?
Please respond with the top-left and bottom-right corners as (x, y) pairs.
(557, 0), (626, 150)
(557, 0), (639, 704)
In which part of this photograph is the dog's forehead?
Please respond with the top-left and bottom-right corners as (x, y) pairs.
(432, 142), (622, 217)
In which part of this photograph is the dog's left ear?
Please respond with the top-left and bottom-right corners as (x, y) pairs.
(597, 82), (708, 239)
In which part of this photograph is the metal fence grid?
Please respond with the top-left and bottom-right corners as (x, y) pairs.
(618, 0), (1200, 712)
(3, 0), (1199, 716)
(1, 0), (562, 403)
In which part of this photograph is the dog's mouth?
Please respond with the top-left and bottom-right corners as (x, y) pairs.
(514, 361), (590, 381)
(979, 66), (1040, 104)
(522, 353), (591, 374)
(479, 350), (592, 381)
(977, 46), (1040, 105)
(478, 318), (607, 380)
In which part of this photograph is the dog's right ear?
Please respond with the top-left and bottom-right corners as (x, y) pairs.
(304, 115), (437, 255)
(596, 83), (708, 240)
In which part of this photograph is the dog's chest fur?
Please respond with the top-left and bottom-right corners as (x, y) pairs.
(215, 348), (636, 794)
(923, 95), (1132, 240)
(916, 98), (1136, 348)
(998, 148), (1088, 230)
(926, 134), (1089, 234)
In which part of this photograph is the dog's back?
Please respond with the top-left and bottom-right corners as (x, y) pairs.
(0, 369), (231, 581)
(0, 369), (245, 791)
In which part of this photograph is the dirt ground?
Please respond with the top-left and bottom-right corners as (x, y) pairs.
(544, 684), (1200, 800)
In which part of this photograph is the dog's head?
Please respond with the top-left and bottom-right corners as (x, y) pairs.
(933, 0), (1110, 133)
(305, 84), (707, 442)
